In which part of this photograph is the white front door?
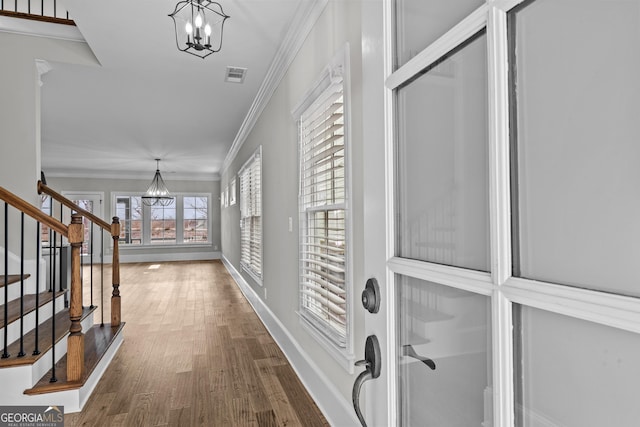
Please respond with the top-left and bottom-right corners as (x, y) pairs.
(361, 1), (640, 426)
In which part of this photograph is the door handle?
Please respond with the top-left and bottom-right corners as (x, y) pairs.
(402, 344), (436, 370)
(352, 335), (381, 427)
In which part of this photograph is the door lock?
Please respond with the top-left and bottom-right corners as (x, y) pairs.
(361, 278), (380, 313)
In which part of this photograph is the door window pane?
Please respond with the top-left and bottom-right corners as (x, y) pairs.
(515, 306), (640, 426)
(116, 196), (142, 245)
(398, 275), (491, 426)
(396, 33), (489, 271)
(396, 0), (484, 68)
(511, 0), (640, 296)
(73, 199), (93, 255)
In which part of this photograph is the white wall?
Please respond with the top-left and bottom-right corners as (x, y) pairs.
(221, 0), (366, 409)
(0, 31), (98, 254)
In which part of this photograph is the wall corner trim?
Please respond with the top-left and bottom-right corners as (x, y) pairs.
(221, 255), (359, 426)
(221, 0), (329, 175)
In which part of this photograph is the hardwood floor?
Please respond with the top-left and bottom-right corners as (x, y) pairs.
(65, 260), (329, 427)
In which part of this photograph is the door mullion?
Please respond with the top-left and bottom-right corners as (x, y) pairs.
(488, 4), (515, 427)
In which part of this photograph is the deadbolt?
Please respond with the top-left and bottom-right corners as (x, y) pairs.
(361, 278), (380, 313)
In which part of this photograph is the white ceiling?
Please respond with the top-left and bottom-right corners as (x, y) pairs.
(41, 0), (306, 180)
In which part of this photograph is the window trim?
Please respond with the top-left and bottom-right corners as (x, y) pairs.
(111, 192), (212, 248)
(294, 44), (355, 371)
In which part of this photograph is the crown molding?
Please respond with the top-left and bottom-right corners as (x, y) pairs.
(221, 0), (329, 175)
(44, 168), (220, 182)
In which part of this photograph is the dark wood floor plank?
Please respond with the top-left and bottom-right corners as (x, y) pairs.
(255, 358), (303, 426)
(256, 409), (278, 427)
(274, 364), (329, 427)
(167, 407), (191, 427)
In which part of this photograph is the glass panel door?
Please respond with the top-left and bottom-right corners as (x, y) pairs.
(382, 1), (640, 425)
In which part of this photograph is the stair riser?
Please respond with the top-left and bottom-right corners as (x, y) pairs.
(0, 276), (42, 305)
(0, 248), (31, 274)
(0, 294), (66, 348)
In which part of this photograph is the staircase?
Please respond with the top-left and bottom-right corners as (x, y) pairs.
(0, 183), (124, 412)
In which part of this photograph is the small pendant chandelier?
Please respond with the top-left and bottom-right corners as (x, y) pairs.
(169, 0), (230, 59)
(142, 159), (174, 206)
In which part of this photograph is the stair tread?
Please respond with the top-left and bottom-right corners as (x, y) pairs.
(0, 291), (66, 329)
(0, 306), (96, 368)
(24, 322), (125, 395)
(0, 274), (31, 288)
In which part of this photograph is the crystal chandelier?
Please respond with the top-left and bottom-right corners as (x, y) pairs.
(169, 0), (230, 59)
(142, 159), (174, 206)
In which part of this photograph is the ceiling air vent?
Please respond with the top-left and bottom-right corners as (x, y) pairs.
(225, 66), (247, 84)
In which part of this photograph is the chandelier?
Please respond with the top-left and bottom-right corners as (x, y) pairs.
(142, 159), (174, 206)
(169, 0), (230, 59)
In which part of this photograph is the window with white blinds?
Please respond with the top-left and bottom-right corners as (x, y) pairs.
(299, 79), (349, 348)
(239, 147), (262, 282)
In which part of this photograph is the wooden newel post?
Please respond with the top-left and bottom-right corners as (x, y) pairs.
(67, 214), (84, 382)
(111, 217), (121, 327)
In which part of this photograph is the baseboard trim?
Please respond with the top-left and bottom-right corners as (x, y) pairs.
(221, 256), (358, 426)
(112, 251), (221, 264)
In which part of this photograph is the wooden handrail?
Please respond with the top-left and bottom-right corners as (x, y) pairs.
(0, 11), (75, 26)
(38, 181), (112, 232)
(0, 186), (68, 236)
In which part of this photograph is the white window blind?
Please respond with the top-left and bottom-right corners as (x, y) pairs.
(240, 148), (262, 281)
(299, 80), (348, 347)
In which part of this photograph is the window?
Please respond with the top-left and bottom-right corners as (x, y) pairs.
(114, 194), (209, 246)
(183, 196), (208, 243)
(229, 178), (236, 206)
(150, 202), (176, 244)
(296, 46), (350, 351)
(239, 148), (262, 281)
